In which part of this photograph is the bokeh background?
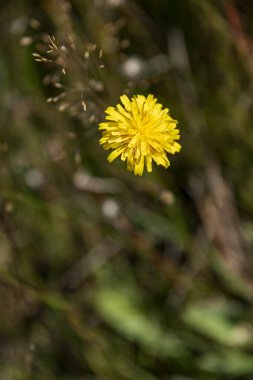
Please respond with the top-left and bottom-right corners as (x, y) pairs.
(1, 0), (253, 379)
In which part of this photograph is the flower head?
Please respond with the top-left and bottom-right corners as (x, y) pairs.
(99, 94), (181, 176)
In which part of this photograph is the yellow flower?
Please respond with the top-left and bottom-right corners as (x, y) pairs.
(99, 94), (181, 176)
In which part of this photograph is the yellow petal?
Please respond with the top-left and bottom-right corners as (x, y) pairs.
(127, 152), (134, 171)
(120, 95), (131, 111)
(146, 156), (152, 172)
(107, 147), (125, 162)
(134, 155), (144, 176)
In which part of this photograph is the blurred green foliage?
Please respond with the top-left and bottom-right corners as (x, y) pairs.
(1, 0), (253, 379)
